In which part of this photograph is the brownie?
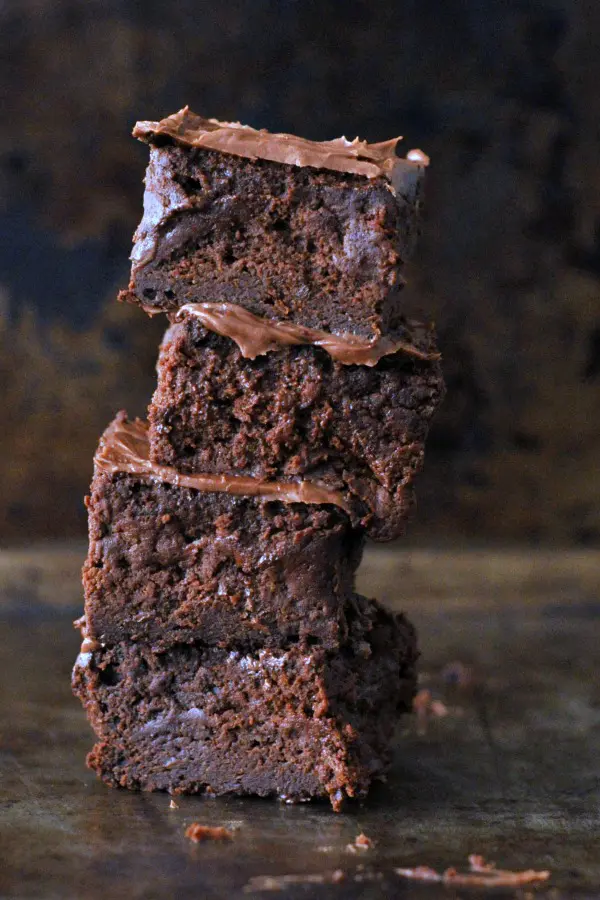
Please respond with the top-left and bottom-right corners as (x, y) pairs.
(148, 316), (445, 541)
(72, 596), (418, 811)
(83, 415), (364, 650)
(119, 108), (427, 339)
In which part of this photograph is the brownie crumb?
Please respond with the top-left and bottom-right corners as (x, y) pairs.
(413, 688), (449, 735)
(395, 855), (550, 887)
(185, 823), (233, 843)
(354, 833), (373, 849)
(346, 833), (374, 853)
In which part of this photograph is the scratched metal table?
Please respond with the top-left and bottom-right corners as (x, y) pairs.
(1, 544), (598, 899)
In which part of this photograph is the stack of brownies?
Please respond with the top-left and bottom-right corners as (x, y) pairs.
(73, 109), (445, 810)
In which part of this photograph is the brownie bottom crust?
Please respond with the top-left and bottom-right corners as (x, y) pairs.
(73, 597), (417, 811)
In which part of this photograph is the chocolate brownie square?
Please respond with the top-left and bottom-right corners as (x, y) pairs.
(72, 596), (418, 811)
(119, 108), (427, 340)
(148, 316), (445, 541)
(83, 414), (364, 650)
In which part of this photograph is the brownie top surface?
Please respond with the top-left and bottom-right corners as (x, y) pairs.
(94, 412), (350, 512)
(133, 106), (428, 193)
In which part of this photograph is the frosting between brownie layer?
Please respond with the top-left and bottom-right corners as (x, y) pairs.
(175, 302), (441, 366)
(133, 107), (428, 192)
(95, 416), (351, 511)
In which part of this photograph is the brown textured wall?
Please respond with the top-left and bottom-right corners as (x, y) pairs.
(1, 0), (599, 544)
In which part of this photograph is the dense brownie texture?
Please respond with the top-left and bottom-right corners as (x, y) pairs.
(83, 466), (364, 650)
(148, 318), (445, 541)
(72, 596), (418, 811)
(119, 140), (422, 339)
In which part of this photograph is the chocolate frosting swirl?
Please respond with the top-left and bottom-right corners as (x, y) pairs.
(95, 415), (351, 512)
(133, 107), (428, 193)
(175, 302), (441, 366)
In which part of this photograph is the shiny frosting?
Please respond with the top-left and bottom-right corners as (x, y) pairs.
(133, 106), (428, 191)
(175, 302), (441, 366)
(95, 415), (350, 511)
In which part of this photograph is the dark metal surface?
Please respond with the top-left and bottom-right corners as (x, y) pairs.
(1, 546), (599, 899)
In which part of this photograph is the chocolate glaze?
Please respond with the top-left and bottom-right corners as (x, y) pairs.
(133, 107), (427, 193)
(174, 302), (441, 366)
(95, 415), (351, 512)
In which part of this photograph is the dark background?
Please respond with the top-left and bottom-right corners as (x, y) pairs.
(1, 0), (599, 546)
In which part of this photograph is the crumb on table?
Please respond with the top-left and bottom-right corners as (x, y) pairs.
(346, 832), (374, 853)
(413, 688), (449, 734)
(185, 823), (234, 843)
(395, 854), (550, 887)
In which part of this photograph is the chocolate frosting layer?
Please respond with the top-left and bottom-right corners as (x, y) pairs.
(95, 415), (351, 512)
(176, 302), (440, 366)
(133, 107), (427, 193)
